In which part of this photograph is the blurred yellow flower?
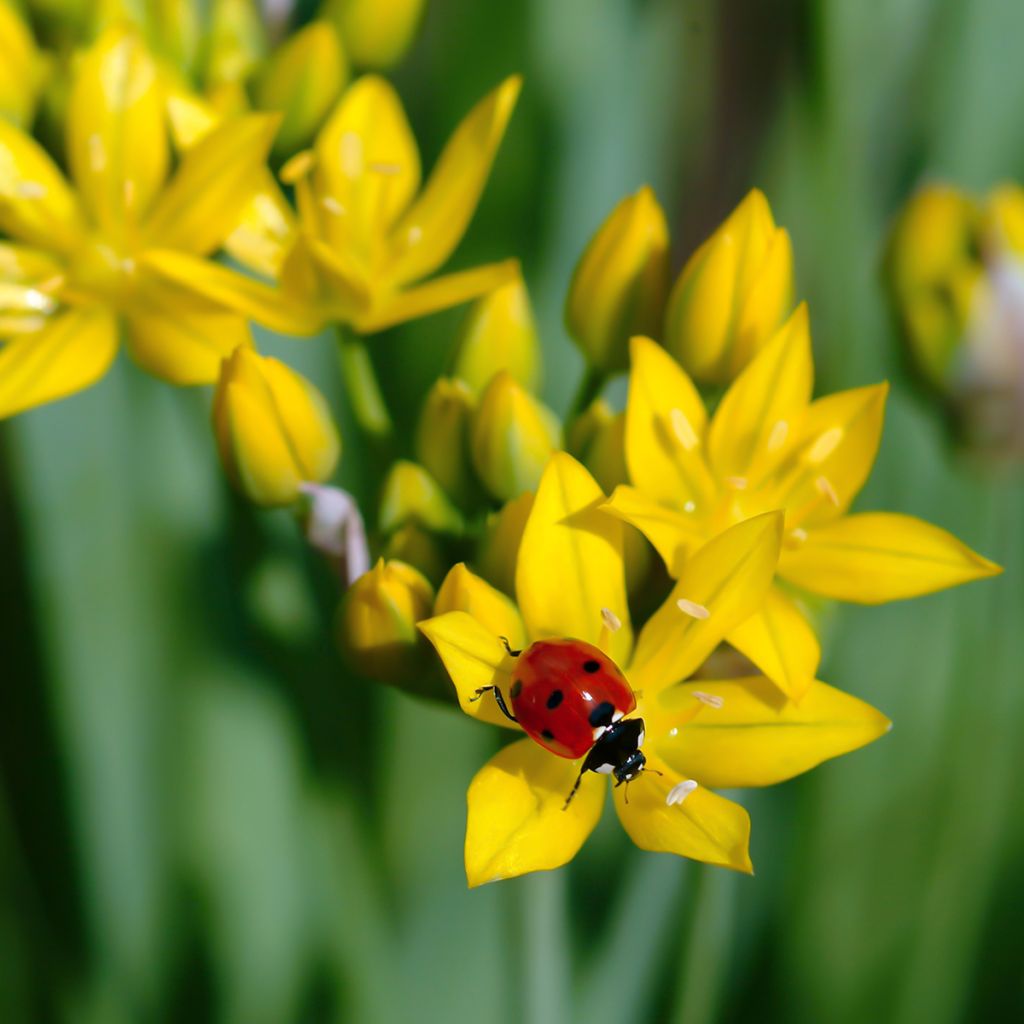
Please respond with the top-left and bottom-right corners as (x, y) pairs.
(0, 2), (48, 127)
(212, 344), (340, 506)
(664, 188), (793, 385)
(605, 325), (1001, 700)
(0, 26), (279, 418)
(420, 453), (889, 886)
(146, 72), (521, 336)
(321, 0), (425, 70)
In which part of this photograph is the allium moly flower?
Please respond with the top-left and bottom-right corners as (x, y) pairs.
(0, 2), (47, 127)
(420, 453), (890, 886)
(604, 325), (1001, 701)
(0, 27), (279, 418)
(146, 73), (521, 336)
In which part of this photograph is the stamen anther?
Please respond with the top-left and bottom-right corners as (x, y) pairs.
(601, 607), (622, 632)
(815, 475), (840, 506)
(670, 408), (700, 451)
(320, 196), (345, 215)
(16, 182), (45, 199)
(666, 780), (698, 806)
(677, 598), (710, 620)
(806, 426), (844, 465)
(369, 161), (401, 175)
(683, 500), (697, 513)
(767, 419), (789, 452)
(724, 476), (748, 490)
(693, 691), (724, 708)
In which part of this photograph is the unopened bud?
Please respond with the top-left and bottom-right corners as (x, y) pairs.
(476, 491), (533, 597)
(415, 378), (480, 509)
(379, 460), (464, 536)
(321, 0), (425, 70)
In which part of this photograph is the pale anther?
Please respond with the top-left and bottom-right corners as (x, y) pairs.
(666, 780), (698, 807)
(683, 500), (697, 513)
(369, 161), (402, 175)
(339, 132), (363, 177)
(23, 289), (54, 313)
(670, 408), (700, 451)
(407, 225), (423, 244)
(789, 527), (808, 544)
(693, 691), (724, 709)
(668, 727), (679, 737)
(601, 607), (622, 632)
(16, 182), (45, 199)
(724, 476), (748, 490)
(88, 134), (105, 171)
(815, 475), (840, 506)
(806, 426), (844, 464)
(677, 598), (710, 620)
(767, 419), (789, 452)
(320, 196), (345, 215)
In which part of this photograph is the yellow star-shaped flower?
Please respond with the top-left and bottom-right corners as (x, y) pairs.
(0, 26), (279, 418)
(420, 453), (890, 887)
(604, 318), (1001, 700)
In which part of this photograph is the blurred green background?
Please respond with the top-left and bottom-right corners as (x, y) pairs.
(2, 0), (1023, 1021)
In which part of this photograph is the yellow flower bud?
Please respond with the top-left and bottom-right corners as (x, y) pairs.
(337, 559), (435, 685)
(566, 399), (627, 494)
(986, 183), (1024, 259)
(378, 461), (464, 536)
(476, 491), (533, 596)
(384, 524), (447, 586)
(414, 378), (480, 508)
(470, 371), (562, 502)
(0, 4), (46, 127)
(664, 188), (794, 384)
(566, 186), (670, 373)
(254, 21), (348, 160)
(204, 0), (267, 90)
(213, 346), (341, 507)
(452, 276), (541, 395)
(321, 0), (424, 70)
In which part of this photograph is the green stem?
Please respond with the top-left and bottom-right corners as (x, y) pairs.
(519, 872), (571, 1024)
(336, 325), (394, 442)
(567, 365), (608, 423)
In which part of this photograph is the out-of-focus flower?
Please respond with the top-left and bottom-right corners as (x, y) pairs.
(300, 482), (370, 584)
(378, 460), (464, 537)
(339, 558), (435, 685)
(566, 186), (670, 374)
(0, 2), (48, 127)
(203, 0), (267, 91)
(451, 275), (540, 394)
(470, 370), (562, 502)
(213, 344), (340, 506)
(604, 324), (1001, 701)
(887, 181), (1024, 454)
(420, 453), (889, 887)
(146, 73), (521, 336)
(0, 27), (280, 418)
(415, 377), (479, 509)
(253, 20), (348, 160)
(664, 189), (793, 385)
(321, 0), (424, 70)
(476, 490), (532, 597)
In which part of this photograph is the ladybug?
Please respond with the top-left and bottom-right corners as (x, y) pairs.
(471, 637), (655, 809)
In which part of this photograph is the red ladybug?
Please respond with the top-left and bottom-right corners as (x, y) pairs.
(472, 637), (653, 809)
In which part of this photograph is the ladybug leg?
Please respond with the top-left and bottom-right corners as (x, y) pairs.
(470, 685), (518, 723)
(562, 767), (587, 811)
(499, 636), (522, 657)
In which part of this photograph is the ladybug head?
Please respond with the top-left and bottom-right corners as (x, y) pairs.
(613, 748), (646, 786)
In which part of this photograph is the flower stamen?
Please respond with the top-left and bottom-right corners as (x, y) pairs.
(677, 598), (710, 620)
(815, 475), (840, 506)
(806, 426), (844, 465)
(766, 419), (789, 452)
(670, 407), (700, 451)
(693, 691), (724, 708)
(666, 780), (698, 806)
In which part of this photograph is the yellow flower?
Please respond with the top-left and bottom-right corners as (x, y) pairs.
(145, 73), (522, 336)
(420, 453), (890, 886)
(604, 327), (1001, 701)
(0, 26), (279, 418)
(321, 0), (425, 70)
(213, 344), (340, 506)
(0, 2), (47, 128)
(664, 189), (793, 385)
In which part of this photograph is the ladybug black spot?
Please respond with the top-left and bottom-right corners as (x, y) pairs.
(583, 660), (601, 673)
(541, 728), (555, 741)
(510, 679), (523, 698)
(546, 689), (564, 709)
(589, 701), (615, 728)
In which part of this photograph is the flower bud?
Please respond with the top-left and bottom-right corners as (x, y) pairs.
(254, 21), (348, 160)
(204, 0), (267, 90)
(0, 4), (46, 127)
(213, 346), (341, 507)
(566, 186), (670, 373)
(566, 399), (627, 494)
(379, 460), (464, 536)
(452, 276), (540, 395)
(321, 0), (425, 70)
(337, 559), (435, 685)
(476, 492), (533, 596)
(415, 378), (480, 509)
(385, 524), (448, 586)
(664, 188), (794, 385)
(470, 371), (562, 502)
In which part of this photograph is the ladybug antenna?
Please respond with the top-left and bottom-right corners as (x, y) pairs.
(499, 635), (521, 657)
(643, 767), (664, 777)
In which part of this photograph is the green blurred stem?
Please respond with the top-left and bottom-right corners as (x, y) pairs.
(336, 325), (394, 442)
(520, 872), (571, 1024)
(567, 366), (607, 422)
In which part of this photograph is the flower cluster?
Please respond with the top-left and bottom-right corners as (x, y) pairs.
(0, 6), (1001, 889)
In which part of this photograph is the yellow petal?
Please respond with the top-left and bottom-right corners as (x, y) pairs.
(143, 114), (279, 256)
(729, 227), (794, 375)
(354, 258), (519, 333)
(612, 752), (752, 873)
(465, 738), (604, 887)
(725, 584), (820, 700)
(651, 676), (891, 789)
(629, 511), (783, 695)
(762, 382), (889, 528)
(603, 483), (703, 576)
(223, 174), (298, 279)
(434, 563), (527, 653)
(418, 610), (519, 730)
(516, 453), (633, 665)
(388, 76), (520, 284)
(778, 512), (1002, 604)
(141, 249), (323, 336)
(314, 74), (421, 247)
(123, 271), (250, 384)
(67, 27), (168, 236)
(477, 491), (534, 597)
(0, 119), (85, 251)
(625, 335), (717, 511)
(0, 308), (118, 418)
(708, 303), (812, 482)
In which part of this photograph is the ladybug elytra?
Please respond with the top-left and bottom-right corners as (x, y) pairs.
(472, 637), (654, 809)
